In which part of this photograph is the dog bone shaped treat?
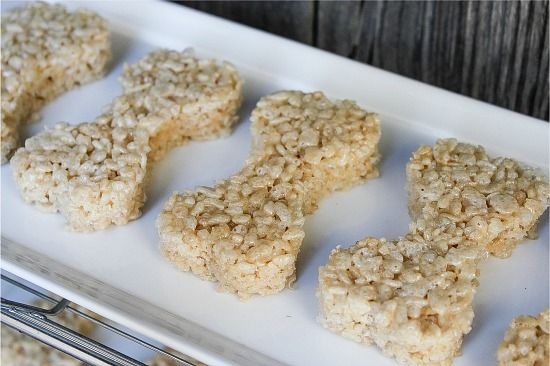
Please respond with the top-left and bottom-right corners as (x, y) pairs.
(497, 309), (549, 366)
(157, 91), (381, 298)
(318, 139), (549, 366)
(1, 2), (111, 164)
(11, 49), (242, 231)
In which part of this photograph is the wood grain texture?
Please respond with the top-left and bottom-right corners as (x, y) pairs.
(181, 1), (315, 44)
(179, 0), (549, 121)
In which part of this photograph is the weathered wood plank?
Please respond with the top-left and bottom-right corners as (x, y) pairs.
(517, 0), (548, 119)
(178, 0), (548, 120)
(180, 1), (315, 45)
(535, 8), (549, 119)
(316, 1), (362, 57)
(348, 0), (548, 120)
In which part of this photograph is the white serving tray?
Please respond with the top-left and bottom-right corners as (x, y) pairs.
(1, 1), (548, 365)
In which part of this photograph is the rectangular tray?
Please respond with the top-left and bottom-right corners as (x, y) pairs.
(2, 1), (548, 365)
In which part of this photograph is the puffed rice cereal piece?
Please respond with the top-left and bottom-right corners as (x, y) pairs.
(158, 91), (381, 298)
(11, 49), (242, 231)
(1, 300), (95, 366)
(318, 139), (549, 366)
(1, 2), (110, 163)
(497, 309), (549, 366)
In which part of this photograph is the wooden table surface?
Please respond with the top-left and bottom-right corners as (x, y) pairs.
(181, 1), (548, 121)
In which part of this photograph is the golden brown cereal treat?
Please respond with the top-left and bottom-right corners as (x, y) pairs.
(318, 139), (550, 366)
(497, 310), (550, 366)
(1, 300), (95, 366)
(148, 348), (207, 366)
(1, 2), (110, 164)
(158, 91), (381, 298)
(11, 49), (242, 231)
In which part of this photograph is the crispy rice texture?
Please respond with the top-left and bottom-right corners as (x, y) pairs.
(157, 91), (381, 298)
(318, 139), (550, 366)
(11, 49), (242, 231)
(1, 300), (95, 366)
(497, 309), (550, 366)
(1, 1), (111, 163)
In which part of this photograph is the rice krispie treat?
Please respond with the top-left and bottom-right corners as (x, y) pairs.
(11, 49), (242, 231)
(158, 91), (381, 298)
(1, 300), (95, 366)
(318, 139), (550, 366)
(1, 2), (110, 164)
(497, 309), (549, 366)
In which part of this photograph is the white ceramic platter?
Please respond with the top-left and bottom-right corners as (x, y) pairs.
(1, 1), (548, 365)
